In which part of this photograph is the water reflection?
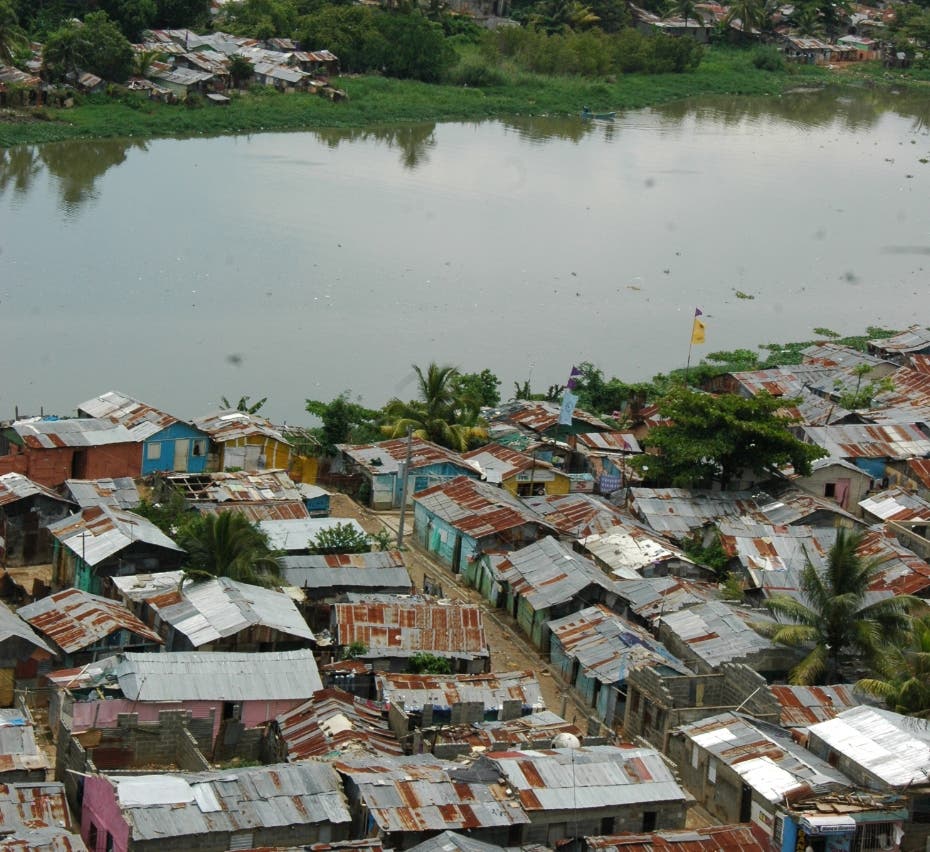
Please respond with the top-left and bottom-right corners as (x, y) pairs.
(312, 123), (437, 169)
(0, 137), (148, 213)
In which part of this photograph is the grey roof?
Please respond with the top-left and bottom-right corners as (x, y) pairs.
(65, 477), (141, 510)
(799, 423), (930, 460)
(337, 436), (472, 478)
(110, 571), (189, 603)
(0, 473), (73, 507)
(0, 602), (55, 656)
(259, 517), (367, 552)
(152, 66), (214, 86)
(111, 762), (350, 841)
(377, 670), (544, 712)
(497, 537), (618, 609)
(149, 576), (314, 646)
(658, 601), (775, 668)
(281, 550), (411, 593)
(192, 409), (286, 443)
(807, 706), (930, 788)
(253, 61), (307, 83)
(0, 825), (88, 850)
(548, 605), (690, 685)
(579, 523), (695, 579)
(629, 488), (761, 538)
(802, 342), (895, 370)
(46, 506), (183, 566)
(678, 712), (850, 802)
(0, 709), (52, 775)
(613, 575), (718, 624)
(112, 649), (322, 701)
(12, 417), (136, 448)
(480, 745), (686, 810)
(406, 831), (514, 852)
(869, 325), (930, 355)
(77, 390), (182, 440)
(860, 487), (930, 522)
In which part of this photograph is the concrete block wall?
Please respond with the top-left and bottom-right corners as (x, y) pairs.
(719, 664), (781, 720)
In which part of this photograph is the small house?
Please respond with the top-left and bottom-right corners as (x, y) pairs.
(489, 399), (613, 440)
(0, 472), (76, 566)
(65, 478), (141, 511)
(0, 781), (82, 849)
(868, 325), (930, 365)
(192, 409), (292, 472)
(520, 492), (631, 540)
(463, 443), (571, 497)
(584, 826), (766, 852)
(782, 35), (833, 63)
(579, 522), (705, 581)
(259, 516), (367, 555)
(164, 468), (314, 521)
(0, 601), (55, 705)
(790, 456), (872, 513)
(0, 706), (53, 782)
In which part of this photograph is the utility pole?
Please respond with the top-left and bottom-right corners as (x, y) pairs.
(396, 426), (414, 548)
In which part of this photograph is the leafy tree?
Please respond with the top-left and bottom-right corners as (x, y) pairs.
(529, 0), (600, 32)
(100, 0), (157, 41)
(133, 488), (198, 538)
(836, 364), (894, 411)
(43, 12), (133, 82)
(220, 0), (298, 37)
(375, 12), (454, 82)
(42, 24), (83, 81)
(665, 0), (699, 25)
(409, 652), (453, 674)
(308, 521), (372, 554)
(758, 529), (918, 684)
(344, 640), (368, 659)
(725, 0), (767, 36)
(296, 5), (386, 73)
(306, 393), (381, 453)
(858, 615), (930, 718)
(634, 387), (825, 488)
(228, 54), (254, 87)
(682, 530), (730, 580)
(221, 394), (267, 414)
(383, 363), (487, 452)
(451, 369), (502, 409)
(154, 0), (212, 28)
(0, 0), (28, 66)
(132, 48), (161, 78)
(178, 510), (282, 587)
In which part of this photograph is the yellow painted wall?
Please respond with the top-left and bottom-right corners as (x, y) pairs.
(289, 455), (319, 484)
(218, 436), (292, 471)
(502, 469), (571, 496)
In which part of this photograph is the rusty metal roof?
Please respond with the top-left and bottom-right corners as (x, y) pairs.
(192, 409), (287, 443)
(586, 824), (767, 852)
(276, 688), (402, 760)
(377, 670), (543, 712)
(869, 325), (930, 356)
(462, 443), (557, 484)
(332, 600), (489, 661)
(906, 458), (930, 490)
(337, 437), (473, 478)
(65, 477), (140, 510)
(614, 576), (718, 624)
(770, 685), (862, 727)
(489, 400), (611, 435)
(12, 417), (136, 450)
(580, 523), (696, 579)
(77, 391), (187, 440)
(575, 432), (641, 453)
(522, 493), (630, 539)
(0, 782), (73, 835)
(802, 343), (893, 371)
(0, 473), (73, 508)
(800, 423), (930, 460)
(17, 588), (163, 654)
(629, 488), (761, 538)
(0, 826), (87, 850)
(167, 469), (304, 503)
(334, 754), (529, 833)
(199, 500), (309, 522)
(453, 712), (584, 751)
(282, 550), (411, 594)
(0, 709), (52, 776)
(47, 506), (183, 566)
(861, 487), (930, 523)
(658, 602), (776, 669)
(414, 477), (555, 539)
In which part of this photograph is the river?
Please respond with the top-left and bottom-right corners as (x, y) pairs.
(2, 85), (929, 424)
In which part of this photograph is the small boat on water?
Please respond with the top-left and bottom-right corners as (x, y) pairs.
(581, 106), (616, 120)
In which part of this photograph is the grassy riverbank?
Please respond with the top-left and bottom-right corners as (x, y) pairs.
(1, 47), (927, 147)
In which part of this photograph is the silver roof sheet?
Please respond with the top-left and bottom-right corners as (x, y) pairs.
(799, 423), (930, 460)
(150, 576), (314, 646)
(580, 523), (694, 578)
(77, 391), (182, 441)
(0, 602), (55, 656)
(192, 409), (286, 443)
(658, 601), (775, 668)
(377, 670), (544, 712)
(282, 550), (411, 593)
(259, 517), (367, 551)
(629, 488), (761, 538)
(869, 325), (930, 355)
(65, 477), (140, 510)
(12, 417), (136, 449)
(111, 570), (189, 602)
(612, 575), (717, 623)
(0, 473), (72, 506)
(860, 487), (930, 522)
(113, 649), (322, 701)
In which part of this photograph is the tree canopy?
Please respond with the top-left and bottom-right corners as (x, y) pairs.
(634, 387), (825, 488)
(43, 12), (133, 82)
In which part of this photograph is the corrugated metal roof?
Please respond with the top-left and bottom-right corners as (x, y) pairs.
(575, 432), (641, 453)
(281, 550), (411, 594)
(192, 409), (286, 443)
(147, 576), (314, 646)
(111, 571), (189, 602)
(406, 830), (517, 852)
(481, 746), (686, 811)
(460, 712), (583, 751)
(167, 469), (304, 503)
(0, 826), (87, 851)
(0, 473), (73, 507)
(0, 709), (52, 775)
(12, 417), (136, 449)
(65, 477), (140, 510)
(463, 443), (559, 484)
(906, 458), (930, 490)
(496, 537), (618, 610)
(0, 782), (72, 835)
(77, 391), (185, 440)
(629, 488), (762, 538)
(869, 325), (930, 356)
(522, 494), (630, 539)
(17, 588), (163, 653)
(799, 423), (930, 460)
(860, 487), (930, 523)
(199, 500), (309, 522)
(549, 605), (690, 685)
(46, 506), (183, 566)
(333, 600), (489, 661)
(337, 437), (473, 478)
(276, 688), (402, 760)
(0, 601), (55, 656)
(415, 477), (554, 539)
(770, 685), (861, 727)
(802, 343), (893, 371)
(580, 523), (695, 579)
(658, 602), (775, 668)
(585, 824), (767, 852)
(335, 755), (529, 833)
(259, 517), (366, 552)
(377, 670), (543, 712)
(678, 712), (849, 802)
(113, 762), (350, 841)
(113, 649), (322, 701)
(613, 576), (717, 624)
(807, 706), (930, 788)
(488, 400), (611, 435)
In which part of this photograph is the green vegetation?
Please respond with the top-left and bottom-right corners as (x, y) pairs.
(858, 615), (930, 718)
(682, 530), (730, 580)
(305, 393), (383, 454)
(307, 521), (373, 554)
(409, 652), (454, 674)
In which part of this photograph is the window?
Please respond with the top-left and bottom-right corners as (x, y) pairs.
(824, 482), (836, 498)
(773, 816), (784, 844)
(146, 442), (161, 460)
(192, 439), (206, 456)
(853, 822), (895, 852)
(642, 812), (657, 832)
(707, 758), (717, 783)
(88, 825), (98, 848)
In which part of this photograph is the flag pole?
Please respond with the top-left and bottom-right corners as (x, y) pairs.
(685, 307), (703, 385)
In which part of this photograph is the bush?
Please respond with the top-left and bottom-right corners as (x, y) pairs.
(448, 53), (506, 86)
(751, 45), (786, 71)
(184, 93), (204, 108)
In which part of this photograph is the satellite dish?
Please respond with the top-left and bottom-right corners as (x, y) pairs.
(552, 732), (581, 749)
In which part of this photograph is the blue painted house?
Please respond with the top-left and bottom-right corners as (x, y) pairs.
(78, 390), (210, 475)
(335, 437), (479, 509)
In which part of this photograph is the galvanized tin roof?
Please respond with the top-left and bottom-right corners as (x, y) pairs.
(860, 487), (930, 523)
(629, 488), (761, 538)
(276, 687), (402, 760)
(548, 605), (690, 685)
(12, 417), (136, 449)
(799, 423), (930, 460)
(658, 602), (775, 668)
(337, 437), (472, 478)
(113, 649), (322, 701)
(17, 588), (163, 654)
(377, 670), (543, 712)
(585, 825), (766, 852)
(147, 576), (314, 647)
(64, 477), (140, 510)
(522, 493), (631, 539)
(406, 830), (517, 852)
(167, 469), (304, 503)
(807, 706), (930, 788)
(281, 550), (411, 594)
(0, 826), (87, 851)
(332, 600), (489, 661)
(802, 343), (893, 371)
(480, 745), (686, 811)
(0, 782), (72, 835)
(46, 506), (183, 566)
(110, 571), (189, 603)
(575, 432), (641, 453)
(869, 325), (930, 356)
(77, 391), (184, 441)
(613, 575), (717, 624)
(462, 443), (557, 484)
(259, 517), (367, 552)
(461, 712), (583, 751)
(0, 601), (55, 656)
(678, 712), (849, 802)
(0, 473), (73, 508)
(0, 709), (52, 776)
(488, 400), (611, 435)
(335, 754), (530, 833)
(770, 684), (861, 727)
(192, 409), (286, 443)
(414, 477), (556, 539)
(495, 537), (619, 611)
(580, 523), (695, 579)
(112, 762), (350, 841)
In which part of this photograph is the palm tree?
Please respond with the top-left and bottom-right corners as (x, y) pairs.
(0, 0), (28, 66)
(382, 363), (487, 452)
(758, 528), (917, 684)
(858, 615), (930, 718)
(220, 395), (267, 414)
(725, 0), (767, 36)
(665, 0), (699, 26)
(132, 48), (161, 79)
(178, 511), (282, 588)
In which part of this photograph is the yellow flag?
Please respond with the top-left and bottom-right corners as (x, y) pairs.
(691, 318), (706, 344)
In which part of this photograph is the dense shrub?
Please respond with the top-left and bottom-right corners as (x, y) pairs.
(752, 45), (786, 70)
(448, 52), (508, 86)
